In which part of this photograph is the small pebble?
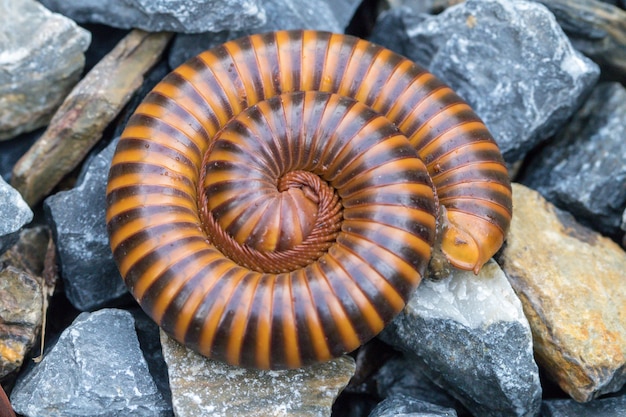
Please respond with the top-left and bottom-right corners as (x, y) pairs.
(0, 176), (33, 255)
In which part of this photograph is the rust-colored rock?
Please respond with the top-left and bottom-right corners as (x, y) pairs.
(11, 29), (172, 206)
(497, 183), (626, 402)
(0, 227), (56, 379)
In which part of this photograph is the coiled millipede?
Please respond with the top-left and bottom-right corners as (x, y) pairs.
(106, 30), (512, 370)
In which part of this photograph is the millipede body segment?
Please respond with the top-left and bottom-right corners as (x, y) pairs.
(106, 30), (512, 369)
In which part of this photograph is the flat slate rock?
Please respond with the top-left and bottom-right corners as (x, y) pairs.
(10, 309), (171, 417)
(44, 139), (128, 311)
(161, 331), (355, 417)
(521, 82), (626, 238)
(380, 260), (541, 417)
(497, 183), (626, 402)
(0, 0), (90, 140)
(0, 176), (33, 256)
(371, 0), (599, 164)
(40, 0), (266, 34)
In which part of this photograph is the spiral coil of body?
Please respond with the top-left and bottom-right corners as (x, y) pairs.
(106, 30), (512, 369)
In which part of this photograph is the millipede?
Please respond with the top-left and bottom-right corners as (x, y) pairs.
(106, 30), (512, 370)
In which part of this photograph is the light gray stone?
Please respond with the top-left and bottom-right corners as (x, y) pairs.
(0, 0), (90, 140)
(40, 0), (266, 34)
(369, 394), (458, 417)
(377, 0), (599, 163)
(11, 309), (172, 417)
(169, 0), (361, 68)
(161, 331), (355, 417)
(521, 82), (626, 238)
(44, 139), (127, 311)
(380, 260), (541, 417)
(0, 176), (33, 255)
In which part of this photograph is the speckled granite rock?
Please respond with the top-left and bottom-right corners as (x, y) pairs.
(369, 394), (458, 417)
(497, 183), (626, 402)
(169, 0), (361, 68)
(161, 331), (355, 417)
(371, 0), (600, 164)
(40, 0), (266, 34)
(535, 0), (626, 78)
(372, 355), (463, 413)
(0, 176), (33, 256)
(380, 260), (541, 417)
(521, 82), (626, 238)
(0, 0), (90, 140)
(44, 138), (127, 311)
(11, 309), (171, 417)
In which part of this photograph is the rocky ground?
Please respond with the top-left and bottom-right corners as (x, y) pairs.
(0, 0), (625, 416)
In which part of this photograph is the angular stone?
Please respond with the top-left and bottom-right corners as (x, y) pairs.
(379, 0), (599, 163)
(169, 0), (361, 68)
(44, 139), (127, 311)
(534, 0), (626, 78)
(380, 260), (541, 417)
(369, 7), (426, 58)
(521, 82), (626, 238)
(541, 393), (626, 416)
(40, 0), (265, 34)
(0, 0), (90, 140)
(11, 29), (172, 206)
(369, 394), (458, 417)
(0, 176), (33, 255)
(161, 331), (355, 417)
(0, 227), (54, 379)
(373, 355), (464, 413)
(11, 309), (171, 417)
(497, 183), (626, 402)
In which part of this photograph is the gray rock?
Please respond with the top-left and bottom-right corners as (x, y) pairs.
(44, 138), (128, 311)
(169, 0), (361, 68)
(11, 309), (172, 417)
(40, 0), (266, 34)
(373, 355), (463, 413)
(375, 0), (599, 164)
(521, 82), (626, 238)
(369, 7), (426, 58)
(161, 331), (355, 417)
(541, 394), (626, 416)
(380, 260), (542, 417)
(369, 394), (458, 417)
(534, 0), (626, 78)
(0, 176), (33, 255)
(0, 0), (90, 140)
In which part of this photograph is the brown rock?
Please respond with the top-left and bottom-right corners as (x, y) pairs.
(160, 331), (356, 417)
(0, 227), (56, 379)
(497, 183), (626, 402)
(11, 29), (172, 206)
